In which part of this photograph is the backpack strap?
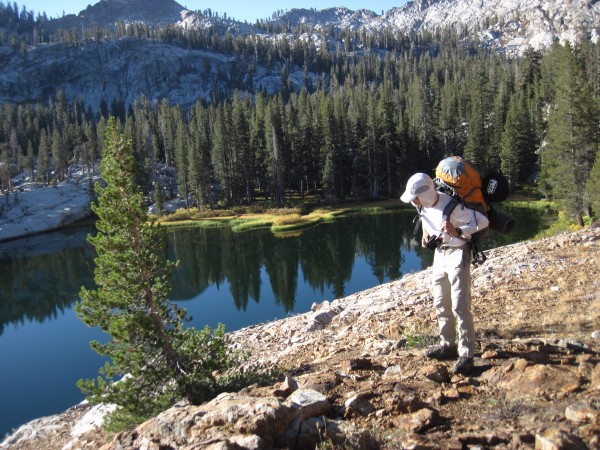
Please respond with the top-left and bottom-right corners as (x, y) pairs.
(443, 198), (487, 265)
(470, 243), (487, 266)
(412, 205), (423, 239)
(441, 197), (460, 223)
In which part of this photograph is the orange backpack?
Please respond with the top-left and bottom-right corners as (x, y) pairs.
(433, 156), (491, 250)
(434, 156), (490, 217)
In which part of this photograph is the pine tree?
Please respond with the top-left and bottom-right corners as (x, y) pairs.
(37, 130), (50, 185)
(25, 139), (34, 180)
(153, 181), (164, 216)
(464, 62), (492, 171)
(250, 93), (268, 198)
(231, 92), (253, 203)
(500, 91), (534, 188)
(212, 104), (235, 204)
(0, 146), (12, 193)
(541, 43), (599, 225)
(586, 146), (600, 218)
(296, 87), (316, 194)
(174, 113), (190, 208)
(51, 128), (65, 181)
(464, 87), (487, 169)
(377, 78), (397, 197)
(76, 119), (231, 430)
(188, 102), (213, 209)
(489, 77), (511, 171)
(363, 90), (379, 198)
(265, 98), (285, 206)
(317, 92), (336, 199)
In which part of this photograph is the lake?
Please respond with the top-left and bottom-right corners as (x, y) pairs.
(0, 205), (553, 437)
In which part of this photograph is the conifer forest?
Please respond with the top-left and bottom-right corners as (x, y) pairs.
(1, 1), (599, 224)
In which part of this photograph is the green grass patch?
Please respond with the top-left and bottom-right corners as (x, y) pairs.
(500, 199), (595, 240)
(534, 210), (581, 238)
(153, 199), (411, 235)
(271, 218), (324, 233)
(402, 332), (437, 350)
(231, 219), (274, 232)
(504, 199), (556, 210)
(159, 220), (225, 229)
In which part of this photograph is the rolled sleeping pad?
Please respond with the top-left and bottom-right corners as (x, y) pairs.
(488, 208), (515, 234)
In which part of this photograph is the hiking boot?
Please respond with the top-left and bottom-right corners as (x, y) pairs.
(423, 344), (458, 360)
(452, 356), (474, 375)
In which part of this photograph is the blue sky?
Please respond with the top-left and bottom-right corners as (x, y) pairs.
(18, 0), (408, 23)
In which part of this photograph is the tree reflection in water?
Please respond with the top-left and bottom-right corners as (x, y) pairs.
(0, 229), (95, 336)
(166, 212), (420, 312)
(0, 205), (551, 334)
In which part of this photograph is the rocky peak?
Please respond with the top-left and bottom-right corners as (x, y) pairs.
(414, 0), (434, 12)
(52, 0), (184, 29)
(270, 0), (599, 54)
(382, 0), (599, 53)
(32, 0), (600, 54)
(273, 7), (379, 30)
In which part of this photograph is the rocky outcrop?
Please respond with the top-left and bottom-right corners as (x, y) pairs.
(272, 0), (600, 54)
(0, 34), (309, 111)
(0, 38), (236, 110)
(95, 390), (378, 450)
(3, 225), (600, 449)
(0, 168), (100, 242)
(378, 0), (600, 53)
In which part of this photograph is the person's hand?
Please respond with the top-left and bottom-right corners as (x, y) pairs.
(441, 221), (458, 237)
(422, 233), (430, 248)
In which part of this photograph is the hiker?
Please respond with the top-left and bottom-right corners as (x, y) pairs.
(400, 172), (489, 374)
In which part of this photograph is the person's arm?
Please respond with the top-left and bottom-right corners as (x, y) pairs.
(443, 206), (489, 239)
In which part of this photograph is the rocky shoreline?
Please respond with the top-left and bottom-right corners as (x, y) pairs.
(2, 225), (600, 449)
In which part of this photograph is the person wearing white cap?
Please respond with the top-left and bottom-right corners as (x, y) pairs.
(400, 172), (489, 374)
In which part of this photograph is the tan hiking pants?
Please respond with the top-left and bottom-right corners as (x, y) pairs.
(432, 245), (475, 358)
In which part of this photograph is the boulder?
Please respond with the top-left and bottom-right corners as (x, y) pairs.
(565, 403), (600, 424)
(297, 417), (378, 450)
(101, 390), (331, 450)
(344, 392), (376, 417)
(420, 363), (450, 384)
(482, 363), (581, 399)
(535, 429), (587, 450)
(393, 407), (439, 433)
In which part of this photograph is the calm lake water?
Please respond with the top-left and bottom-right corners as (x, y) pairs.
(0, 206), (552, 437)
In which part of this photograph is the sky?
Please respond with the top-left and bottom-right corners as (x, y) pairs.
(18, 0), (408, 23)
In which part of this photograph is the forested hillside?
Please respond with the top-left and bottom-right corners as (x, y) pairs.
(0, 0), (599, 224)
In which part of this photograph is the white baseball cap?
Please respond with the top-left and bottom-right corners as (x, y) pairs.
(400, 173), (435, 203)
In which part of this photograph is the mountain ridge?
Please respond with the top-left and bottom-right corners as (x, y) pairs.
(0, 0), (598, 110)
(34, 0), (600, 53)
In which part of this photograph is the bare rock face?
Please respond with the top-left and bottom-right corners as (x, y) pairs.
(0, 38), (240, 111)
(96, 389), (376, 450)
